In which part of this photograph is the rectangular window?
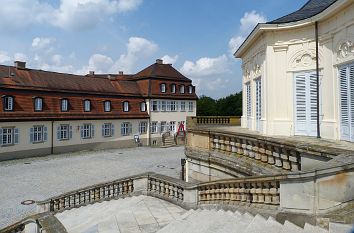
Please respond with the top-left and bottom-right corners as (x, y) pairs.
(166, 101), (171, 111)
(140, 102), (146, 112)
(3, 96), (14, 111)
(123, 101), (129, 112)
(84, 100), (91, 112)
(2, 128), (13, 145)
(139, 121), (147, 134)
(181, 101), (186, 112)
(171, 84), (176, 93)
(151, 121), (158, 134)
(61, 99), (68, 112)
(161, 101), (166, 112)
(161, 121), (167, 132)
(169, 121), (176, 132)
(58, 124), (69, 140)
(188, 86), (193, 94)
(104, 101), (111, 112)
(188, 102), (194, 112)
(152, 101), (158, 111)
(102, 123), (114, 137)
(34, 98), (43, 111)
(33, 126), (44, 142)
(121, 122), (132, 136)
(81, 124), (93, 139)
(161, 83), (166, 93)
(170, 101), (176, 111)
(180, 85), (185, 94)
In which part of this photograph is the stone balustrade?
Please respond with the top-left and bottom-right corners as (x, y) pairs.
(198, 179), (280, 206)
(186, 116), (241, 129)
(148, 176), (184, 202)
(211, 134), (301, 172)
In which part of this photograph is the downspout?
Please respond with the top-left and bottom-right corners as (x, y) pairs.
(315, 21), (321, 138)
(51, 120), (54, 154)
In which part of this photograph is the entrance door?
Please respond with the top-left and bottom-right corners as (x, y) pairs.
(339, 63), (354, 141)
(255, 78), (262, 131)
(294, 72), (317, 136)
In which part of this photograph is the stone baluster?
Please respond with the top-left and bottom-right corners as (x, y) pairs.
(245, 183), (251, 202)
(242, 139), (248, 156)
(229, 185), (235, 202)
(263, 182), (271, 204)
(205, 188), (211, 204)
(210, 135), (215, 150)
(248, 140), (255, 158)
(259, 142), (268, 163)
(266, 144), (275, 165)
(256, 183), (264, 203)
(270, 181), (280, 205)
(235, 183), (241, 202)
(239, 183), (246, 202)
(289, 150), (300, 171)
(235, 138), (243, 154)
(281, 148), (291, 170)
(219, 136), (225, 151)
(250, 183), (258, 203)
(230, 138), (237, 153)
(253, 141), (260, 160)
(273, 146), (283, 168)
(224, 137), (231, 152)
(214, 136), (220, 151)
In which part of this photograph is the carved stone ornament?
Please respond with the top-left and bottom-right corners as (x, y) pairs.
(337, 41), (354, 60)
(290, 50), (317, 69)
(254, 63), (261, 75)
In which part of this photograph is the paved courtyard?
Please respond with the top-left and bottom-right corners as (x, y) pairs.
(0, 146), (185, 229)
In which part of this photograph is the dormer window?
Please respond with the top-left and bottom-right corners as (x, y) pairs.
(3, 96), (14, 111)
(171, 84), (176, 93)
(84, 99), (91, 112)
(160, 83), (166, 93)
(140, 102), (146, 112)
(123, 101), (129, 112)
(61, 99), (69, 112)
(104, 101), (111, 112)
(180, 85), (185, 94)
(34, 97), (43, 112)
(188, 85), (193, 94)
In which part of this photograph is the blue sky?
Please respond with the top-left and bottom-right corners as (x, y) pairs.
(0, 0), (307, 98)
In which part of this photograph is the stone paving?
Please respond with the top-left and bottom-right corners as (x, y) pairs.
(0, 147), (184, 229)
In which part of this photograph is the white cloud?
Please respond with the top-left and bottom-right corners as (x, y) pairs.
(0, 51), (11, 63)
(229, 11), (267, 55)
(32, 37), (55, 50)
(78, 54), (114, 74)
(14, 53), (27, 61)
(180, 54), (229, 76)
(0, 0), (143, 31)
(110, 37), (158, 73)
(161, 55), (178, 64)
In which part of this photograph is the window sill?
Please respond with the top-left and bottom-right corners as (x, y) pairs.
(1, 144), (15, 147)
(59, 138), (70, 141)
(103, 135), (113, 138)
(32, 141), (44, 144)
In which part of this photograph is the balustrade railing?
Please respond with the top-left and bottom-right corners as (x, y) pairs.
(187, 116), (241, 129)
(148, 176), (184, 202)
(210, 134), (301, 172)
(46, 179), (134, 212)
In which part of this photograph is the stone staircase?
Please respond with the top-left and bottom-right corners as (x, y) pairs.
(161, 136), (176, 148)
(157, 209), (329, 233)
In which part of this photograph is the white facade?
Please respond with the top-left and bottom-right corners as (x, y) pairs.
(236, 0), (354, 142)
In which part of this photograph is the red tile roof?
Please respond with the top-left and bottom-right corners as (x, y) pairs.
(134, 62), (191, 81)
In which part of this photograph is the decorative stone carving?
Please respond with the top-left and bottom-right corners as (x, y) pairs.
(337, 40), (354, 60)
(290, 50), (317, 69)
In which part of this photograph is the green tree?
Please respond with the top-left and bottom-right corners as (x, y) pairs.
(197, 92), (242, 116)
(196, 95), (217, 116)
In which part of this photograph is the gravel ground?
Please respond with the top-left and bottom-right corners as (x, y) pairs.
(0, 146), (185, 229)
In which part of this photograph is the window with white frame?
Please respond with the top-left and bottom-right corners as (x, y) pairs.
(139, 121), (147, 134)
(180, 85), (185, 94)
(151, 121), (158, 134)
(161, 101), (166, 111)
(170, 101), (176, 111)
(188, 101), (194, 112)
(104, 101), (111, 112)
(140, 102), (146, 112)
(102, 123), (114, 137)
(3, 96), (14, 111)
(61, 99), (69, 112)
(161, 121), (167, 132)
(160, 83), (166, 93)
(34, 97), (43, 111)
(188, 85), (193, 94)
(180, 101), (186, 112)
(152, 101), (158, 111)
(166, 101), (171, 111)
(1, 128), (18, 146)
(123, 101), (129, 112)
(171, 84), (176, 93)
(30, 125), (47, 143)
(169, 121), (176, 132)
(58, 124), (70, 140)
(121, 122), (132, 136)
(81, 124), (94, 139)
(84, 100), (91, 112)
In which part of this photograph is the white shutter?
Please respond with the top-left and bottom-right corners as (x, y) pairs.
(339, 66), (350, 141)
(255, 78), (262, 132)
(246, 82), (251, 129)
(349, 65), (354, 140)
(309, 73), (318, 136)
(14, 128), (19, 144)
(295, 74), (307, 135)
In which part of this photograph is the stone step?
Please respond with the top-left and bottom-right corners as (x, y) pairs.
(281, 220), (304, 233)
(304, 223), (328, 233)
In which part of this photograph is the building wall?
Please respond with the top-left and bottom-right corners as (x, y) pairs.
(240, 1), (354, 141)
(0, 119), (149, 161)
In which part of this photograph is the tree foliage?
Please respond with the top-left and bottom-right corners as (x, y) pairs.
(197, 91), (242, 116)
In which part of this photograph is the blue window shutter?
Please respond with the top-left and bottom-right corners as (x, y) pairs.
(14, 128), (19, 144)
(30, 128), (34, 143)
(102, 124), (105, 137)
(57, 126), (61, 140)
(91, 125), (94, 138)
(69, 126), (73, 139)
(0, 128), (3, 146)
(80, 126), (84, 139)
(43, 126), (48, 142)
(111, 124), (115, 136)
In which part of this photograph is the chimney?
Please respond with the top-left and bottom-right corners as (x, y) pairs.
(14, 61), (26, 69)
(156, 59), (163, 64)
(107, 74), (115, 80)
(89, 71), (95, 75)
(119, 71), (124, 75)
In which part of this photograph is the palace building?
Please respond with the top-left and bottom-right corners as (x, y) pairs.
(235, 0), (354, 142)
(0, 59), (197, 161)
